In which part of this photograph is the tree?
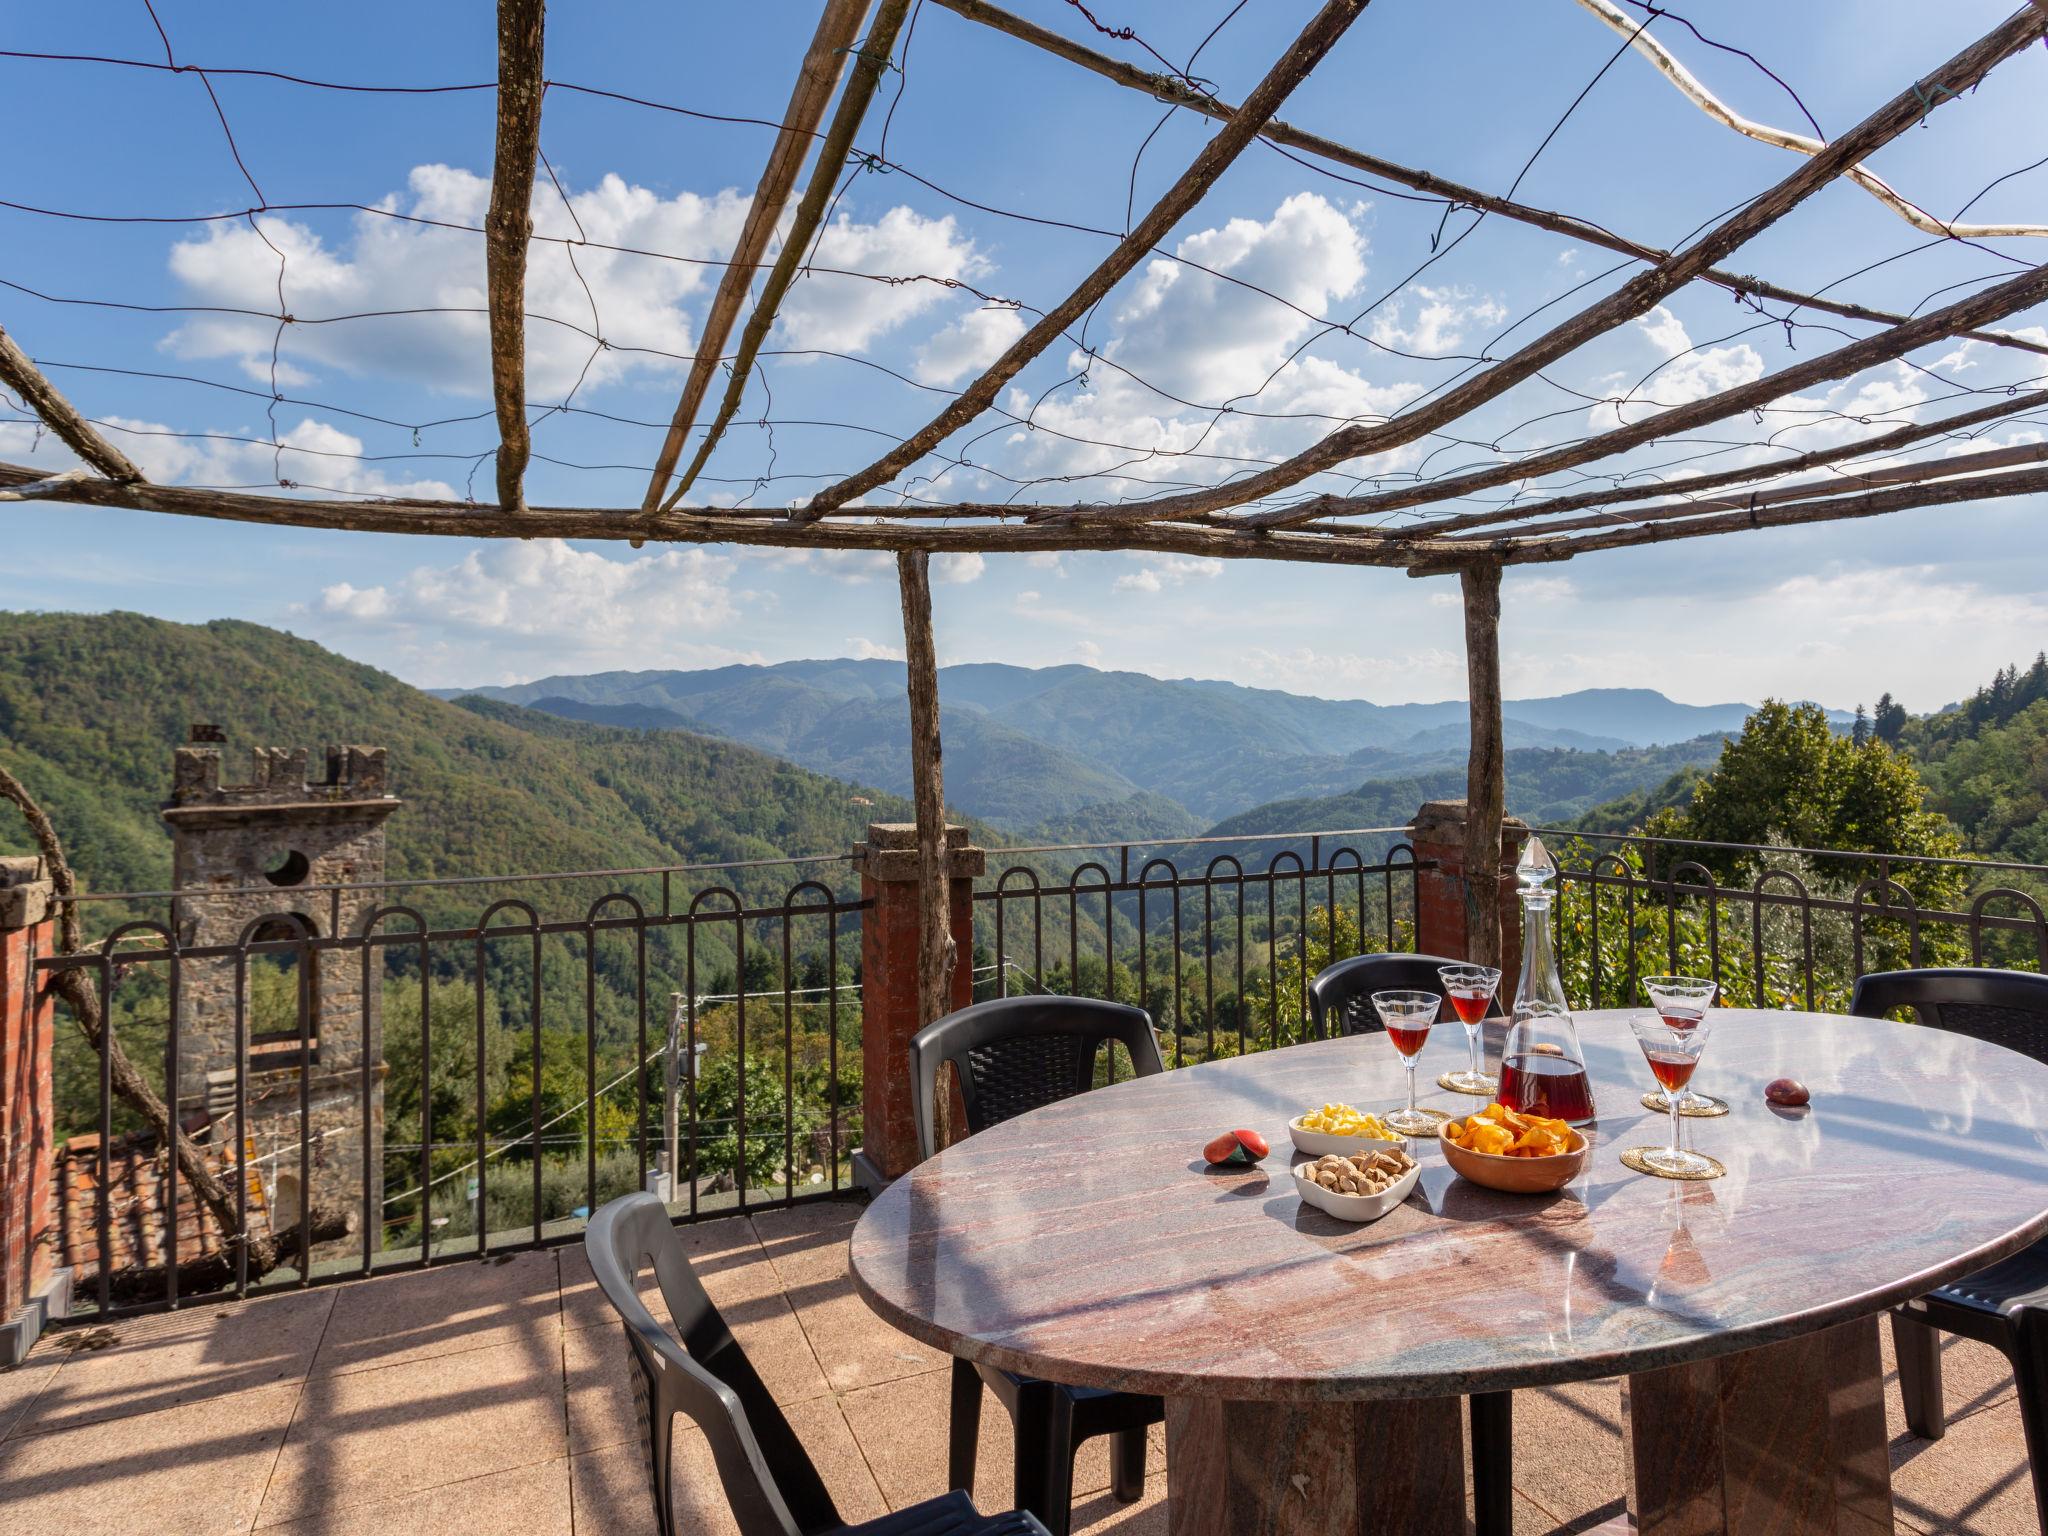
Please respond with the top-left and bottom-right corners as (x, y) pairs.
(1873, 693), (1908, 745)
(1852, 704), (1870, 749)
(1642, 701), (1968, 963)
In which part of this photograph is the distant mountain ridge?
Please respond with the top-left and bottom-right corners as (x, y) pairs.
(448, 660), (1780, 828)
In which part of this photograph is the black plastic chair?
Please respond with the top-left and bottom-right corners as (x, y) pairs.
(909, 996), (1166, 1536)
(1305, 951), (1513, 1535)
(1851, 966), (2048, 1535)
(1305, 950), (1463, 1038)
(585, 1192), (1051, 1536)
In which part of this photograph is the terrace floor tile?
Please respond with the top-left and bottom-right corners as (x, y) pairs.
(257, 1455), (574, 1536)
(11, 1288), (334, 1438)
(256, 1336), (568, 1527)
(310, 1249), (561, 1376)
(0, 1356), (61, 1442)
(0, 1379), (300, 1536)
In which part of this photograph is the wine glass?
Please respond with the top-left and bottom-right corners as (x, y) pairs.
(1641, 975), (1725, 1115)
(1373, 990), (1445, 1135)
(1626, 1012), (1718, 1178)
(1435, 964), (1501, 1095)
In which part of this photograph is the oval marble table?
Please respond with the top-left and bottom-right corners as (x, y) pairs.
(850, 1009), (2048, 1535)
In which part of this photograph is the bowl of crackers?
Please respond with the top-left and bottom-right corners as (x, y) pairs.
(1292, 1145), (1420, 1222)
(1288, 1103), (1408, 1158)
(1439, 1104), (1587, 1194)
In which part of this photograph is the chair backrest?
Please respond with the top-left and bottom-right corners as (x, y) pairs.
(584, 1193), (837, 1536)
(1848, 967), (2048, 1068)
(1307, 952), (1463, 1038)
(909, 995), (1163, 1161)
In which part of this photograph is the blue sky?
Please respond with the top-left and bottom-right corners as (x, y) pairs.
(2, 1), (2044, 710)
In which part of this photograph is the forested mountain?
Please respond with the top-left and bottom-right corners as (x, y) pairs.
(0, 613), (916, 899)
(1904, 654), (2048, 863)
(455, 659), (1770, 826)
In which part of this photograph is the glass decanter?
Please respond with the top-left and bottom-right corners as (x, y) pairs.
(1497, 835), (1597, 1124)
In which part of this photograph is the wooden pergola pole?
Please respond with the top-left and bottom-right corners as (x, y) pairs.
(1460, 562), (1506, 970)
(895, 551), (955, 1049)
(485, 0), (545, 512)
(0, 322), (145, 484)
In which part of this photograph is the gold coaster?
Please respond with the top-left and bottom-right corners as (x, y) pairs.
(1438, 1073), (1495, 1096)
(1640, 1091), (1731, 1118)
(1390, 1108), (1453, 1131)
(1620, 1146), (1725, 1181)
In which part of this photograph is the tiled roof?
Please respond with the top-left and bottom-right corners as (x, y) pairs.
(55, 1127), (269, 1280)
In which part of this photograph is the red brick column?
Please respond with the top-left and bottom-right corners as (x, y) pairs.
(1409, 800), (1529, 1004)
(0, 857), (59, 1363)
(852, 823), (984, 1191)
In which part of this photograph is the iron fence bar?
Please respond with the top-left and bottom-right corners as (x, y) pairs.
(1533, 828), (2048, 879)
(94, 951), (113, 1315)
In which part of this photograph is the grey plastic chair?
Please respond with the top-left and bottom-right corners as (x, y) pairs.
(1851, 966), (2048, 1535)
(909, 996), (1165, 1536)
(585, 1192), (1050, 1536)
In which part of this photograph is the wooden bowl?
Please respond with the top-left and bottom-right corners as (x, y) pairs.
(1438, 1124), (1589, 1194)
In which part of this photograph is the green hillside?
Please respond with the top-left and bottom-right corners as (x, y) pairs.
(0, 612), (915, 900)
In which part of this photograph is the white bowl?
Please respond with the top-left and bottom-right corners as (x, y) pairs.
(1292, 1157), (1422, 1223)
(1287, 1115), (1410, 1159)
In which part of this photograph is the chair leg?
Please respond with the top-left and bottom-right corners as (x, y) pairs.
(634, 1363), (679, 1536)
(1470, 1390), (1512, 1536)
(1012, 1384), (1077, 1536)
(1891, 1308), (1947, 1441)
(1109, 1426), (1146, 1503)
(2009, 1310), (2048, 1536)
(948, 1358), (985, 1494)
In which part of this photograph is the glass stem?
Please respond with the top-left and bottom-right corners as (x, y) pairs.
(1406, 1058), (1418, 1117)
(1467, 1025), (1481, 1080)
(1668, 1085), (1684, 1160)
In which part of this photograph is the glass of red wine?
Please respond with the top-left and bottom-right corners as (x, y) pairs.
(1626, 1012), (1716, 1178)
(1372, 990), (1445, 1135)
(1435, 964), (1501, 1096)
(1640, 975), (1724, 1115)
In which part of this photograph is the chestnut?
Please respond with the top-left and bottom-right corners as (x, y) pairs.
(1764, 1077), (1810, 1107)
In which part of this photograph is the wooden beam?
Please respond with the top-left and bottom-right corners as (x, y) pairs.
(1036, 6), (2048, 529)
(1454, 437), (2048, 542)
(0, 458), (1466, 566)
(1460, 563), (1505, 971)
(1497, 461), (2048, 563)
(485, 0), (545, 512)
(639, 0), (872, 511)
(799, 0), (1372, 517)
(656, 0), (915, 512)
(1364, 257), (2048, 540)
(896, 551), (956, 1067)
(928, 0), (2048, 362)
(0, 322), (145, 483)
(1398, 389), (2048, 540)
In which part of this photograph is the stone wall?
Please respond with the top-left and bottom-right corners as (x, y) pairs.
(0, 857), (58, 1359)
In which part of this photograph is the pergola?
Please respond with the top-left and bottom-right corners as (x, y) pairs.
(4, 0), (2048, 1032)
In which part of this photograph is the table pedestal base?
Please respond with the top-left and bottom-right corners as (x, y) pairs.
(1164, 1394), (1467, 1536)
(1623, 1315), (1893, 1535)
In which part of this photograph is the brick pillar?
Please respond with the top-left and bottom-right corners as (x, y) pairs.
(851, 823), (984, 1192)
(1409, 800), (1529, 1002)
(0, 858), (62, 1364)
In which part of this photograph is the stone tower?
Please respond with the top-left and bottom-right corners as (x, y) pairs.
(165, 727), (400, 1249)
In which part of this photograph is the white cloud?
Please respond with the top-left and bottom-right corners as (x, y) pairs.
(933, 551), (986, 584)
(1590, 306), (1765, 428)
(0, 413), (455, 498)
(1110, 554), (1224, 594)
(914, 304), (1027, 386)
(1242, 645), (1464, 695)
(846, 636), (904, 660)
(317, 540), (740, 663)
(1370, 284), (1507, 355)
(162, 165), (983, 397)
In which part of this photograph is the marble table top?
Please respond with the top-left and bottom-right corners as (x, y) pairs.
(849, 1008), (2048, 1401)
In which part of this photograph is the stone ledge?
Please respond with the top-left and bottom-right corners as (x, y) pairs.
(851, 823), (986, 882)
(0, 857), (52, 930)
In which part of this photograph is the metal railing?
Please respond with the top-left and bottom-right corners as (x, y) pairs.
(974, 827), (1425, 1064)
(1540, 829), (2048, 1012)
(39, 856), (866, 1318)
